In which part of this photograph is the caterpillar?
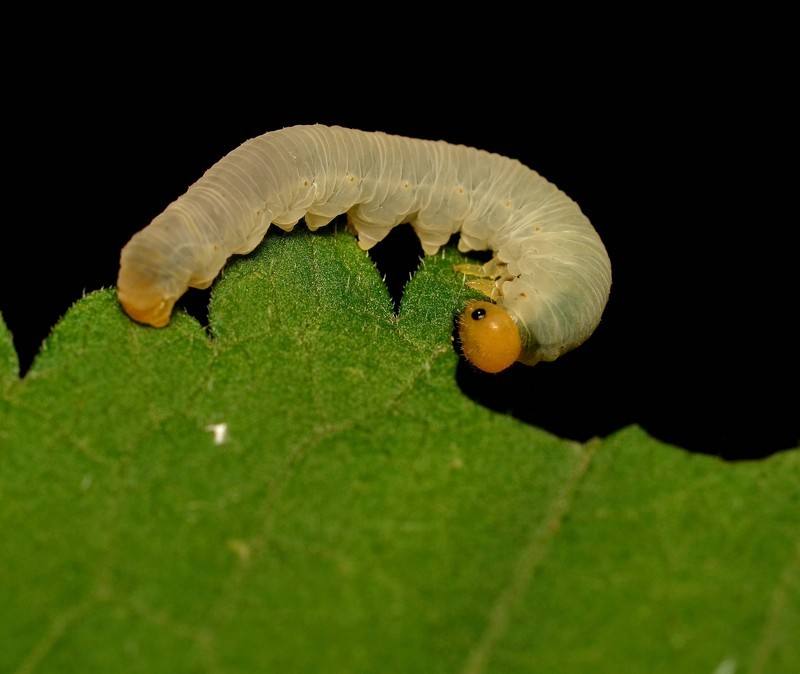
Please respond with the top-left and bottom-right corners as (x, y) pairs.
(118, 125), (611, 373)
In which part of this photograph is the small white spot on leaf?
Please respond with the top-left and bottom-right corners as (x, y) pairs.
(205, 423), (228, 445)
(713, 658), (736, 674)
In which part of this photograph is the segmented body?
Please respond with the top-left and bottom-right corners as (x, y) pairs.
(118, 125), (611, 365)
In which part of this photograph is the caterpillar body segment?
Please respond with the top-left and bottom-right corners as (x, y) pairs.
(118, 125), (611, 371)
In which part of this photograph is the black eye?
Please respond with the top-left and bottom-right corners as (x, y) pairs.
(471, 308), (487, 321)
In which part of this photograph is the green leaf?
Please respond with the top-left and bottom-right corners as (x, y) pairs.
(0, 313), (18, 393)
(1, 229), (798, 674)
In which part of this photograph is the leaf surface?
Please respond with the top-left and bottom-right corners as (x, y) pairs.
(1, 230), (798, 674)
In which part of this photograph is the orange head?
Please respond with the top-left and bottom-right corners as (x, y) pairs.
(458, 300), (522, 373)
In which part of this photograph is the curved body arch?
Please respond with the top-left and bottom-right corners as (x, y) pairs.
(118, 125), (612, 369)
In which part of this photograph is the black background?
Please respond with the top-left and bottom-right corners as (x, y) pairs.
(1, 54), (795, 460)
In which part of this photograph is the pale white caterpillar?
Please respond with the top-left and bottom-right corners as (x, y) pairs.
(118, 124), (611, 373)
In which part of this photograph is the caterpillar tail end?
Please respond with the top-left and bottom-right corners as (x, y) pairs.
(117, 260), (176, 327)
(117, 237), (182, 328)
(117, 286), (175, 328)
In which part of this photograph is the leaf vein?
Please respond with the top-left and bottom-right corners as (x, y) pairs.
(13, 596), (95, 674)
(459, 440), (599, 674)
(750, 535), (800, 674)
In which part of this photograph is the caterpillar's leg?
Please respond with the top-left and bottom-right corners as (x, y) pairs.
(465, 278), (499, 299)
(452, 263), (486, 277)
(454, 258), (511, 300)
(347, 212), (394, 251)
(454, 265), (499, 299)
(453, 258), (504, 277)
(305, 212), (334, 231)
